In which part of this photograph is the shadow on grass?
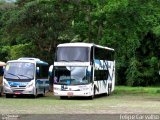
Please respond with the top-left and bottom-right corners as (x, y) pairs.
(58, 93), (111, 101)
(1, 92), (58, 100)
(1, 92), (113, 100)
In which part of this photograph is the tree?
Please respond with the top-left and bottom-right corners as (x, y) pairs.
(1, 0), (78, 63)
(0, 0), (160, 86)
(100, 0), (160, 86)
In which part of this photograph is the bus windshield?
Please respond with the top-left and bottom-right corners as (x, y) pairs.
(54, 66), (92, 85)
(4, 62), (35, 80)
(56, 47), (89, 62)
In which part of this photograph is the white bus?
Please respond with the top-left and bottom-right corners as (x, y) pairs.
(3, 58), (49, 98)
(0, 62), (6, 96)
(52, 43), (115, 99)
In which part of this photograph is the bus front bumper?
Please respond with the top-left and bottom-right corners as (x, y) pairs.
(3, 86), (34, 95)
(54, 90), (92, 97)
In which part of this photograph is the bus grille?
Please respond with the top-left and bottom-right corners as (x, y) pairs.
(13, 90), (23, 93)
(11, 85), (26, 87)
(11, 87), (26, 91)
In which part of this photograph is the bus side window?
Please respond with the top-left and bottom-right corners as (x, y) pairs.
(36, 64), (49, 79)
(94, 47), (114, 61)
(36, 67), (40, 76)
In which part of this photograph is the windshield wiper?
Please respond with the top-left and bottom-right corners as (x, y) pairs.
(18, 74), (33, 79)
(5, 73), (20, 79)
(71, 60), (83, 62)
(58, 60), (69, 62)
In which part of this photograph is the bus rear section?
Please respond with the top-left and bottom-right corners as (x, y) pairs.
(3, 58), (49, 98)
(0, 62), (6, 96)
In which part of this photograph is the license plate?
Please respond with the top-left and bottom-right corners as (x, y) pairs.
(15, 92), (21, 95)
(67, 92), (73, 96)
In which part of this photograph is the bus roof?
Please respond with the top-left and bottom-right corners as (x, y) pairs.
(7, 58), (48, 65)
(57, 43), (114, 51)
(0, 61), (6, 66)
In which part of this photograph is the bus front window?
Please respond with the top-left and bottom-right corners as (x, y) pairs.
(54, 66), (91, 85)
(56, 47), (89, 62)
(4, 62), (35, 80)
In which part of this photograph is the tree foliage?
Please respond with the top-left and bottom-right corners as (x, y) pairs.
(0, 0), (160, 86)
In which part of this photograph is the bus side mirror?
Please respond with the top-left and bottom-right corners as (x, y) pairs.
(2, 66), (6, 74)
(36, 67), (40, 76)
(49, 65), (53, 77)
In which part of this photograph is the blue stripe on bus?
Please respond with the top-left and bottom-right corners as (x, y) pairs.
(36, 80), (43, 84)
(8, 81), (28, 86)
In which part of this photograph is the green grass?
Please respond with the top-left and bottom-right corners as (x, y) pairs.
(0, 86), (160, 114)
(114, 86), (160, 95)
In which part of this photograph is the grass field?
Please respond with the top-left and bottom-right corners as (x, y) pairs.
(0, 86), (160, 114)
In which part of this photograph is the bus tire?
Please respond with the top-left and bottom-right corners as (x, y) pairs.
(60, 96), (68, 100)
(88, 95), (94, 100)
(6, 94), (13, 98)
(33, 89), (38, 98)
(0, 88), (3, 97)
(43, 88), (45, 97)
(107, 84), (112, 96)
(89, 86), (95, 100)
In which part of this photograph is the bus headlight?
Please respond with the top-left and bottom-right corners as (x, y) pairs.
(26, 82), (34, 88)
(4, 81), (10, 87)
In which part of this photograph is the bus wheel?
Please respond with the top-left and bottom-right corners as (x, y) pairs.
(89, 86), (95, 100)
(107, 84), (112, 96)
(33, 89), (38, 98)
(60, 96), (68, 100)
(43, 88), (45, 97)
(6, 94), (13, 98)
(88, 95), (94, 100)
(0, 88), (2, 96)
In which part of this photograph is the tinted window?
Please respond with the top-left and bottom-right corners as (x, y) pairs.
(95, 70), (109, 81)
(56, 47), (89, 62)
(37, 64), (49, 79)
(95, 47), (114, 61)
